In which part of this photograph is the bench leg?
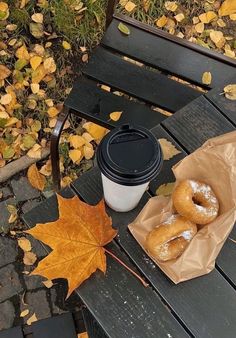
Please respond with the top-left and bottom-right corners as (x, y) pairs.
(106, 0), (117, 28)
(51, 106), (70, 192)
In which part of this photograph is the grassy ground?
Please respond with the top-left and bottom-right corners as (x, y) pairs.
(0, 0), (235, 196)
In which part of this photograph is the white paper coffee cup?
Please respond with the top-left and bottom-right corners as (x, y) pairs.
(97, 124), (163, 212)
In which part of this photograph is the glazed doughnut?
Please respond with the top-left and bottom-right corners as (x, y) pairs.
(145, 215), (197, 262)
(172, 180), (219, 225)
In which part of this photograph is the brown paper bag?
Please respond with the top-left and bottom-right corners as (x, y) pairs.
(128, 130), (236, 283)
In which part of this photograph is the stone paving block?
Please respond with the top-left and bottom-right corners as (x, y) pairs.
(23, 274), (45, 290)
(0, 198), (17, 233)
(0, 237), (18, 268)
(0, 300), (15, 330)
(25, 234), (48, 258)
(50, 288), (66, 315)
(22, 199), (41, 214)
(0, 264), (23, 302)
(11, 176), (40, 202)
(24, 289), (51, 322)
(0, 186), (12, 200)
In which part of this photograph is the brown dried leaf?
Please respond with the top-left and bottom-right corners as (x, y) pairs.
(158, 138), (181, 160)
(23, 252), (37, 266)
(0, 65), (11, 80)
(27, 163), (46, 191)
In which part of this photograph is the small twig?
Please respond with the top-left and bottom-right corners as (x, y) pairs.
(104, 248), (148, 287)
(229, 237), (236, 244)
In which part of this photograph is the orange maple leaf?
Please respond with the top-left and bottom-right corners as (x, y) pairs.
(25, 194), (117, 297)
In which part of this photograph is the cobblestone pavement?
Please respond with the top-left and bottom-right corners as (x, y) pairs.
(0, 174), (83, 331)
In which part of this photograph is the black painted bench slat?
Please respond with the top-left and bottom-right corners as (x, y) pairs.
(82, 47), (201, 112)
(0, 327), (24, 338)
(65, 77), (165, 130)
(102, 18), (236, 89)
(162, 95), (235, 152)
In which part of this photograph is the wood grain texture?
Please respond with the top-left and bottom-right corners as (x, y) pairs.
(23, 186), (189, 338)
(117, 226), (236, 338)
(0, 327), (24, 338)
(32, 313), (77, 338)
(206, 84), (236, 125)
(149, 125), (186, 195)
(103, 19), (236, 88)
(82, 47), (200, 112)
(162, 96), (235, 152)
(65, 77), (165, 130)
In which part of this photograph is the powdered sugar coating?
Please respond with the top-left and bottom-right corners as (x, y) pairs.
(181, 230), (192, 241)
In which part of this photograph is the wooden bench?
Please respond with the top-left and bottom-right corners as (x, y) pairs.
(50, 0), (236, 191)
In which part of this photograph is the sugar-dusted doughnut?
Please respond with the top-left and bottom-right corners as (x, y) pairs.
(172, 180), (219, 225)
(145, 215), (197, 262)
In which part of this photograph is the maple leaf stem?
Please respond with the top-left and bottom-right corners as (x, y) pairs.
(104, 248), (148, 287)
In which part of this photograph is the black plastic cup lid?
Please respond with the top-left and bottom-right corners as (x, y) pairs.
(97, 124), (163, 186)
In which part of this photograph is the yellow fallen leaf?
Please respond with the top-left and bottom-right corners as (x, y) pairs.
(30, 56), (42, 70)
(224, 84), (236, 100)
(82, 132), (94, 143)
(156, 15), (168, 28)
(31, 64), (47, 84)
(23, 251), (37, 266)
(83, 145), (94, 160)
(174, 13), (185, 22)
(69, 149), (82, 163)
(78, 333), (89, 338)
(27, 163), (46, 191)
(164, 1), (178, 11)
(0, 159), (6, 167)
(219, 0), (236, 16)
(83, 122), (108, 141)
(0, 65), (11, 80)
(62, 40), (71, 50)
(156, 182), (175, 196)
(199, 11), (217, 23)
(142, 0), (150, 12)
(110, 111), (123, 121)
(230, 13), (236, 20)
(0, 94), (12, 105)
(34, 44), (45, 56)
(217, 18), (226, 27)
(210, 30), (225, 48)
(5, 117), (19, 127)
(202, 71), (212, 85)
(195, 22), (205, 33)
(0, 1), (9, 20)
(0, 111), (9, 118)
(45, 98), (54, 107)
(47, 106), (59, 118)
(8, 214), (17, 224)
(30, 83), (40, 94)
(31, 13), (43, 23)
(18, 237), (32, 252)
(101, 84), (111, 92)
(42, 280), (53, 288)
(158, 138), (181, 160)
(27, 144), (42, 159)
(20, 309), (29, 318)
(69, 135), (86, 149)
(6, 24), (17, 31)
(61, 176), (72, 188)
(15, 45), (30, 60)
(125, 1), (136, 12)
(43, 57), (56, 73)
(26, 313), (38, 325)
